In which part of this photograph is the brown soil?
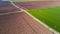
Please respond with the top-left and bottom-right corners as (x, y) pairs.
(0, 12), (53, 34)
(14, 1), (60, 10)
(0, 1), (20, 13)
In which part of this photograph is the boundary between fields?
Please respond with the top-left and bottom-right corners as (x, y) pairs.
(24, 11), (60, 34)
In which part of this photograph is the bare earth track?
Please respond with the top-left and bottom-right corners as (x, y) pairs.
(0, 1), (60, 34)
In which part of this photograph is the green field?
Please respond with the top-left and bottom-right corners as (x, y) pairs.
(28, 6), (60, 32)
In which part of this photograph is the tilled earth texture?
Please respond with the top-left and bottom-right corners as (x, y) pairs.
(14, 1), (60, 10)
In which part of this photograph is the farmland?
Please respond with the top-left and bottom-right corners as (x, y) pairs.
(0, 1), (53, 34)
(9, 0), (60, 33)
(28, 6), (60, 32)
(10, 0), (60, 32)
